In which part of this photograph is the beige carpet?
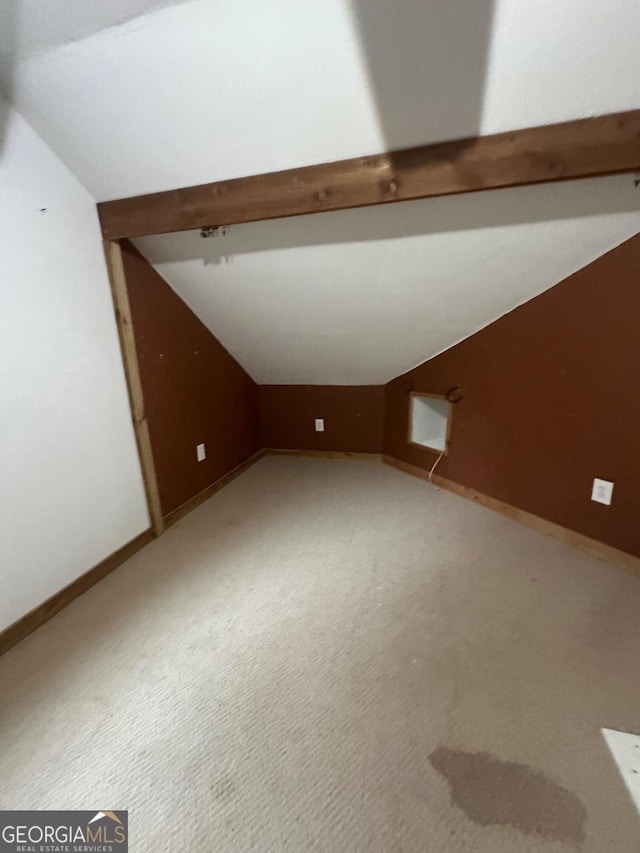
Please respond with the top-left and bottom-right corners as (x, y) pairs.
(1, 456), (639, 851)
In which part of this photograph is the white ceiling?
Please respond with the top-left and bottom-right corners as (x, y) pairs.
(136, 175), (640, 384)
(2, 0), (640, 384)
(4, 0), (640, 199)
(0, 0), (189, 61)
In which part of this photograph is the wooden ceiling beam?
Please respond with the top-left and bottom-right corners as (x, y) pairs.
(98, 110), (640, 240)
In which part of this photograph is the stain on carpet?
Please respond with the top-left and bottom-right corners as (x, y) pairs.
(429, 747), (586, 845)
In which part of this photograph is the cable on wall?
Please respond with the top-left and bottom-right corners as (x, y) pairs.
(428, 449), (445, 486)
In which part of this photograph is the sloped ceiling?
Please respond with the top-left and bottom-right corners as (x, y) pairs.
(3, 0), (640, 198)
(136, 177), (640, 384)
(0, 0), (189, 62)
(2, 0), (639, 383)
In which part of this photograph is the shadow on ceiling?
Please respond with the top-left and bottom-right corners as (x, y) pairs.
(135, 0), (638, 266)
(136, 175), (640, 267)
(136, 0), (497, 254)
(347, 0), (495, 158)
(1, 1), (496, 168)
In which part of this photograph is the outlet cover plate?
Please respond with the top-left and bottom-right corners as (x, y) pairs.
(315, 419), (325, 432)
(196, 443), (206, 462)
(591, 478), (614, 505)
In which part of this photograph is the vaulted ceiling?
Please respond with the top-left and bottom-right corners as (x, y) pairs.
(0, 0), (187, 62)
(2, 0), (639, 383)
(136, 178), (640, 384)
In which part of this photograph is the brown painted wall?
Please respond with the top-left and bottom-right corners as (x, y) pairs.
(385, 234), (640, 557)
(122, 242), (260, 516)
(260, 386), (385, 453)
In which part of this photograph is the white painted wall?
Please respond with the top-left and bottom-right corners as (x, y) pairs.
(0, 98), (149, 632)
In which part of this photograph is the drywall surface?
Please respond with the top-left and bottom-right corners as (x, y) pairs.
(137, 175), (640, 384)
(3, 0), (640, 198)
(384, 234), (640, 557)
(0, 0), (188, 62)
(122, 243), (260, 516)
(260, 386), (384, 454)
(4, 0), (640, 386)
(0, 99), (149, 632)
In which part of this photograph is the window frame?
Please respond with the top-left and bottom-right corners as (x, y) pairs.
(407, 392), (453, 456)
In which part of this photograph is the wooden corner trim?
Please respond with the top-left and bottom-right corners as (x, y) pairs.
(0, 529), (154, 658)
(383, 454), (640, 576)
(103, 240), (165, 536)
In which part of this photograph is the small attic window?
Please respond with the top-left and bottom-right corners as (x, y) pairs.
(409, 393), (451, 454)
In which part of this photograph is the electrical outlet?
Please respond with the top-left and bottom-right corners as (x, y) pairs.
(196, 443), (206, 462)
(315, 418), (325, 432)
(591, 478), (614, 505)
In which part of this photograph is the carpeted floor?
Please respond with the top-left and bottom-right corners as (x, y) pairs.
(1, 456), (639, 851)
